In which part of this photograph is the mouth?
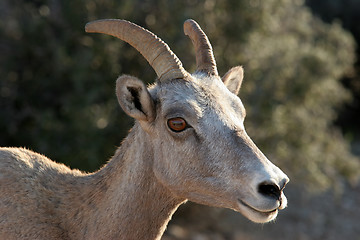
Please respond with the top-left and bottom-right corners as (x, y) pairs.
(238, 199), (278, 214)
(237, 198), (279, 223)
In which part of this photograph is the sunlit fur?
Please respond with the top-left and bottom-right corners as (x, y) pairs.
(0, 25), (289, 240)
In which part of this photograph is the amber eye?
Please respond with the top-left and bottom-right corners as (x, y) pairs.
(167, 118), (188, 132)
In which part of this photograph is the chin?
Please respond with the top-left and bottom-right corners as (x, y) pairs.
(236, 199), (280, 223)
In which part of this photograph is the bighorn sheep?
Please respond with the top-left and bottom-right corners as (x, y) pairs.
(0, 19), (289, 240)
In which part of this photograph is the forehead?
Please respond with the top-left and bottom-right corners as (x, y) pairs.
(155, 75), (246, 123)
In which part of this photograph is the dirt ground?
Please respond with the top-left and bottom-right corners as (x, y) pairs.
(162, 183), (360, 240)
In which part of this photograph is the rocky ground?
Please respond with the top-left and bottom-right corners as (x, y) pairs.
(162, 183), (360, 240)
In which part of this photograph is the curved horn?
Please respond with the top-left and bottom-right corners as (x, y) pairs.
(183, 19), (218, 76)
(85, 19), (188, 82)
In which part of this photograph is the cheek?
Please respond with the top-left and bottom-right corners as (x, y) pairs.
(152, 136), (200, 188)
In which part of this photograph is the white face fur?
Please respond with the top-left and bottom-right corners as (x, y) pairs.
(144, 74), (289, 223)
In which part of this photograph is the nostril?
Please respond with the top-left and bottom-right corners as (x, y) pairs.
(258, 182), (281, 200)
(280, 178), (289, 191)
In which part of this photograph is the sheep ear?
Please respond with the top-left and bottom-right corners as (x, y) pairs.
(222, 66), (244, 95)
(116, 75), (155, 122)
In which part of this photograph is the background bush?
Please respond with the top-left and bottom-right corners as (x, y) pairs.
(1, 0), (359, 190)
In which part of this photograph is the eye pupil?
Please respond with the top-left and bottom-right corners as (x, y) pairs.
(167, 118), (187, 132)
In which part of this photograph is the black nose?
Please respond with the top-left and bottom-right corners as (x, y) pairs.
(258, 182), (281, 200)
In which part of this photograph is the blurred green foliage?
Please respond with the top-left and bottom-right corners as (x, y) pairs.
(0, 0), (359, 190)
(306, 0), (360, 142)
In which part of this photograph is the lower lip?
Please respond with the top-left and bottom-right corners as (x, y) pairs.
(238, 199), (278, 214)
